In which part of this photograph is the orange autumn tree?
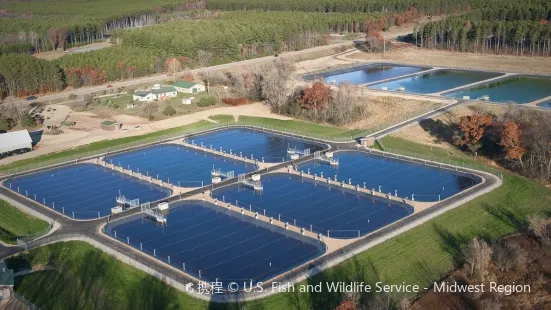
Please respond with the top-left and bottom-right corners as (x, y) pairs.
(165, 57), (181, 76)
(500, 120), (525, 167)
(455, 114), (493, 155)
(335, 300), (356, 310)
(298, 82), (332, 111)
(182, 69), (194, 82)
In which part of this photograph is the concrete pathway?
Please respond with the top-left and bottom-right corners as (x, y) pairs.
(0, 124), (503, 303)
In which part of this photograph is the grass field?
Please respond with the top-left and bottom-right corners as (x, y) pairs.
(0, 200), (49, 244)
(8, 135), (551, 309)
(209, 114), (366, 141)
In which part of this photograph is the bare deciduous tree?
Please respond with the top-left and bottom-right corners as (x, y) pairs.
(197, 50), (214, 93)
(479, 297), (503, 310)
(399, 298), (412, 310)
(73, 94), (94, 111)
(0, 103), (24, 124)
(142, 102), (158, 119)
(260, 61), (294, 112)
(327, 84), (364, 125)
(527, 215), (549, 244)
(463, 237), (493, 281)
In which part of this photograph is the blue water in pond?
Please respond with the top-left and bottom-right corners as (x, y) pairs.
(106, 202), (324, 284)
(105, 144), (256, 187)
(190, 128), (325, 163)
(537, 100), (551, 109)
(297, 151), (480, 202)
(322, 65), (427, 85)
(5, 163), (170, 219)
(446, 76), (551, 104)
(212, 173), (414, 239)
(369, 70), (502, 94)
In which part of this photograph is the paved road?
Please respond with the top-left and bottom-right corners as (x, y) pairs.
(0, 125), (503, 302)
(12, 40), (357, 106)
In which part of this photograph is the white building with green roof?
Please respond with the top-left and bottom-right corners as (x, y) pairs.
(173, 81), (206, 94)
(132, 84), (177, 102)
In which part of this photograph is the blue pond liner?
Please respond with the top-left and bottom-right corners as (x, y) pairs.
(105, 201), (325, 284)
(317, 64), (428, 85)
(189, 128), (326, 163)
(4, 163), (170, 219)
(537, 100), (551, 109)
(212, 173), (414, 239)
(297, 151), (481, 202)
(105, 144), (257, 187)
(445, 76), (551, 104)
(369, 69), (502, 94)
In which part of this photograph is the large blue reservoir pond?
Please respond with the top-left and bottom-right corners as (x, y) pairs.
(106, 201), (324, 284)
(5, 163), (170, 219)
(190, 128), (325, 163)
(105, 144), (256, 187)
(213, 173), (414, 239)
(297, 151), (480, 202)
(445, 76), (551, 104)
(320, 64), (427, 85)
(369, 70), (502, 94)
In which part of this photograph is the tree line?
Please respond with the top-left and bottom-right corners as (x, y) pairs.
(453, 107), (551, 180)
(0, 54), (64, 97)
(0, 11), (383, 96)
(116, 11), (382, 61)
(0, 0), (205, 54)
(206, 0), (477, 14)
(413, 2), (551, 56)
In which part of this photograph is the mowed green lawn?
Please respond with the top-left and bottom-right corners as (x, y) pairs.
(209, 114), (366, 141)
(7, 134), (551, 309)
(0, 200), (49, 244)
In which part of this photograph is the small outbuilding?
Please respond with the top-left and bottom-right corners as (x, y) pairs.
(173, 81), (206, 94)
(101, 120), (121, 131)
(133, 84), (177, 102)
(0, 130), (33, 155)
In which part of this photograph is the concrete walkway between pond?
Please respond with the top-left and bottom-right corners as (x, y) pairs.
(526, 95), (551, 107)
(0, 126), (503, 303)
(431, 72), (517, 96)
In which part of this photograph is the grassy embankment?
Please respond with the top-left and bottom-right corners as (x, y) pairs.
(209, 114), (366, 141)
(7, 130), (551, 309)
(0, 200), (49, 244)
(0, 116), (365, 174)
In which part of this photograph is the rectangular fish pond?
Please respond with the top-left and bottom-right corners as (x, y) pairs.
(297, 151), (481, 202)
(105, 144), (257, 187)
(369, 69), (503, 94)
(212, 173), (414, 239)
(188, 128), (326, 163)
(104, 200), (324, 284)
(444, 76), (551, 104)
(3, 163), (170, 219)
(305, 64), (429, 85)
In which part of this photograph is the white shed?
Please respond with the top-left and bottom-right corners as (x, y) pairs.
(173, 81), (206, 94)
(0, 130), (33, 154)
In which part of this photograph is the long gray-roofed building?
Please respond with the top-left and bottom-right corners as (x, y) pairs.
(0, 130), (32, 155)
